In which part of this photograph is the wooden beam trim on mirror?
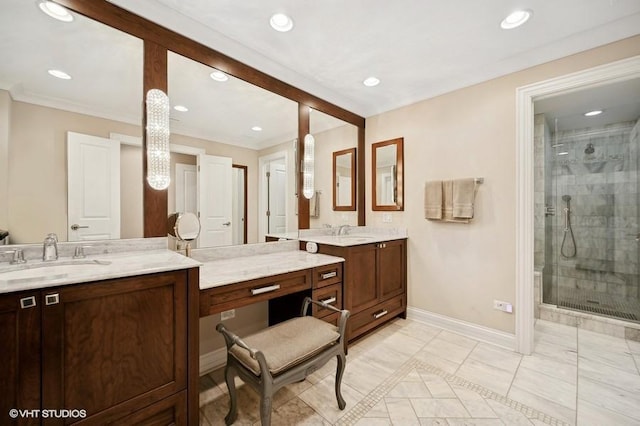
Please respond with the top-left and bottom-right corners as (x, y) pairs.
(143, 41), (169, 237)
(357, 127), (365, 225)
(298, 105), (310, 229)
(372, 137), (404, 212)
(332, 148), (356, 211)
(54, 0), (365, 128)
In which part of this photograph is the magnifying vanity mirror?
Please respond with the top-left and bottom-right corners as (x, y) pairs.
(372, 137), (404, 211)
(333, 148), (356, 211)
(167, 212), (201, 256)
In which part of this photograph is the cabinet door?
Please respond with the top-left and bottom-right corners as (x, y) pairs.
(41, 271), (188, 425)
(0, 292), (41, 426)
(346, 244), (378, 313)
(378, 240), (406, 300)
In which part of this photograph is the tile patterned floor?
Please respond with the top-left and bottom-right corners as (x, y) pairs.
(199, 318), (640, 425)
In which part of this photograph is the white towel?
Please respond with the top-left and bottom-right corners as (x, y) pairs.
(424, 180), (443, 220)
(309, 191), (320, 217)
(452, 178), (477, 219)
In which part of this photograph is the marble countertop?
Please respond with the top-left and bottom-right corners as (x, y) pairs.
(298, 226), (408, 247)
(196, 250), (344, 290)
(0, 249), (201, 294)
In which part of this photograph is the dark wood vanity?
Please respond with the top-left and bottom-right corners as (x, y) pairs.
(0, 268), (200, 425)
(310, 239), (407, 342)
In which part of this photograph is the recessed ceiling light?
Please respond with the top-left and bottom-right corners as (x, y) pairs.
(500, 10), (531, 29)
(38, 1), (73, 22)
(174, 105), (188, 112)
(270, 13), (294, 32)
(363, 77), (380, 87)
(47, 69), (71, 80)
(210, 70), (228, 82)
(252, 126), (263, 132)
(584, 110), (603, 117)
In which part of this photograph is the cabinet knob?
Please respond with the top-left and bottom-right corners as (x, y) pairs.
(20, 296), (37, 309)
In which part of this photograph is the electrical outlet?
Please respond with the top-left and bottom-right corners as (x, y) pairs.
(382, 213), (392, 223)
(220, 309), (235, 321)
(493, 300), (513, 313)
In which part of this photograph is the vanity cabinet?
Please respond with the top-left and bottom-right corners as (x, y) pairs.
(315, 239), (406, 341)
(0, 268), (198, 425)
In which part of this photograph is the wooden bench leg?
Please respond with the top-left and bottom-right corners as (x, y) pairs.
(224, 365), (238, 425)
(335, 353), (347, 410)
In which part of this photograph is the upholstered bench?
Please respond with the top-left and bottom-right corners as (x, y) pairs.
(216, 297), (350, 426)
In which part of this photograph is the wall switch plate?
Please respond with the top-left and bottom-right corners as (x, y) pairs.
(382, 213), (392, 223)
(221, 309), (235, 321)
(493, 300), (513, 313)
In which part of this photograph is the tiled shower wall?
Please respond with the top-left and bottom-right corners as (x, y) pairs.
(536, 118), (640, 303)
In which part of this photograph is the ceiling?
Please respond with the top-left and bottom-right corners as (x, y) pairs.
(2, 0), (640, 149)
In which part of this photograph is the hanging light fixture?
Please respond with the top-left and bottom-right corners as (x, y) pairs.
(146, 89), (171, 190)
(302, 134), (315, 199)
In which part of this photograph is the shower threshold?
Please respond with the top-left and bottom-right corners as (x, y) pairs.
(554, 288), (640, 323)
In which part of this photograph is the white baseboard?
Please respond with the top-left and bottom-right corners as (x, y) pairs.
(407, 306), (516, 351)
(199, 348), (227, 376)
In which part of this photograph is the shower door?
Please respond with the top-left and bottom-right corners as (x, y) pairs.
(552, 122), (640, 322)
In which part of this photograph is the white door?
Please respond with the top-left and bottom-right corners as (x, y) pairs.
(198, 154), (232, 247)
(175, 163), (197, 214)
(67, 132), (120, 241)
(268, 161), (287, 234)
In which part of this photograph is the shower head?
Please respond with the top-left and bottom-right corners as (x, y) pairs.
(562, 195), (571, 202)
(585, 143), (595, 154)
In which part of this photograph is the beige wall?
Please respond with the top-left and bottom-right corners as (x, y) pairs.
(364, 36), (640, 334)
(120, 144), (143, 239)
(0, 91), (9, 236)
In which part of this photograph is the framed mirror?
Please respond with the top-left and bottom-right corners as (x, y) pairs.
(372, 137), (404, 211)
(333, 148), (356, 211)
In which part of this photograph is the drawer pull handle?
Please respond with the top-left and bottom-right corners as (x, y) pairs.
(251, 284), (281, 296)
(20, 296), (37, 309)
(321, 271), (337, 280)
(373, 310), (388, 319)
(45, 293), (60, 305)
(320, 296), (337, 305)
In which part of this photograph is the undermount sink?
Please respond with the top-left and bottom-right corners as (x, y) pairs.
(0, 259), (111, 284)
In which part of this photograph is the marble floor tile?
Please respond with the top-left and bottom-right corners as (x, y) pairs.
(578, 376), (640, 421)
(577, 398), (640, 426)
(198, 317), (640, 425)
(298, 374), (364, 423)
(409, 398), (470, 418)
(455, 357), (517, 395)
(385, 398), (421, 425)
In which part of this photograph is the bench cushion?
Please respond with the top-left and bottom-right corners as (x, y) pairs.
(230, 316), (340, 376)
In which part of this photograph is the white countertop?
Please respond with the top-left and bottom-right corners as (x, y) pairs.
(197, 250), (344, 290)
(0, 249), (201, 294)
(298, 227), (408, 247)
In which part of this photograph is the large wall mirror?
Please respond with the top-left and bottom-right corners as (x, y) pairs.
(372, 137), (404, 211)
(166, 51), (299, 247)
(308, 109), (359, 227)
(0, 0), (143, 244)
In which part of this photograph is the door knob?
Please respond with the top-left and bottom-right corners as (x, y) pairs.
(222, 222), (231, 226)
(71, 224), (89, 231)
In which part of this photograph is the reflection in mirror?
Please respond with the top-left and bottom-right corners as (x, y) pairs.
(166, 51), (298, 246)
(167, 211), (201, 257)
(0, 0), (143, 244)
(308, 108), (359, 228)
(373, 138), (404, 211)
(333, 148), (356, 211)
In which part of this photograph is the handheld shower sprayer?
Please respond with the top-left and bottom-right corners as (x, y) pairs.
(560, 195), (576, 258)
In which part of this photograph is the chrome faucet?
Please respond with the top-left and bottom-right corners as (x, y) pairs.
(43, 233), (58, 261)
(338, 225), (351, 236)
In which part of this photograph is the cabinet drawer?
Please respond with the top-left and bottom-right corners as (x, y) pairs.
(348, 295), (405, 341)
(311, 283), (342, 318)
(200, 269), (312, 316)
(313, 263), (342, 289)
